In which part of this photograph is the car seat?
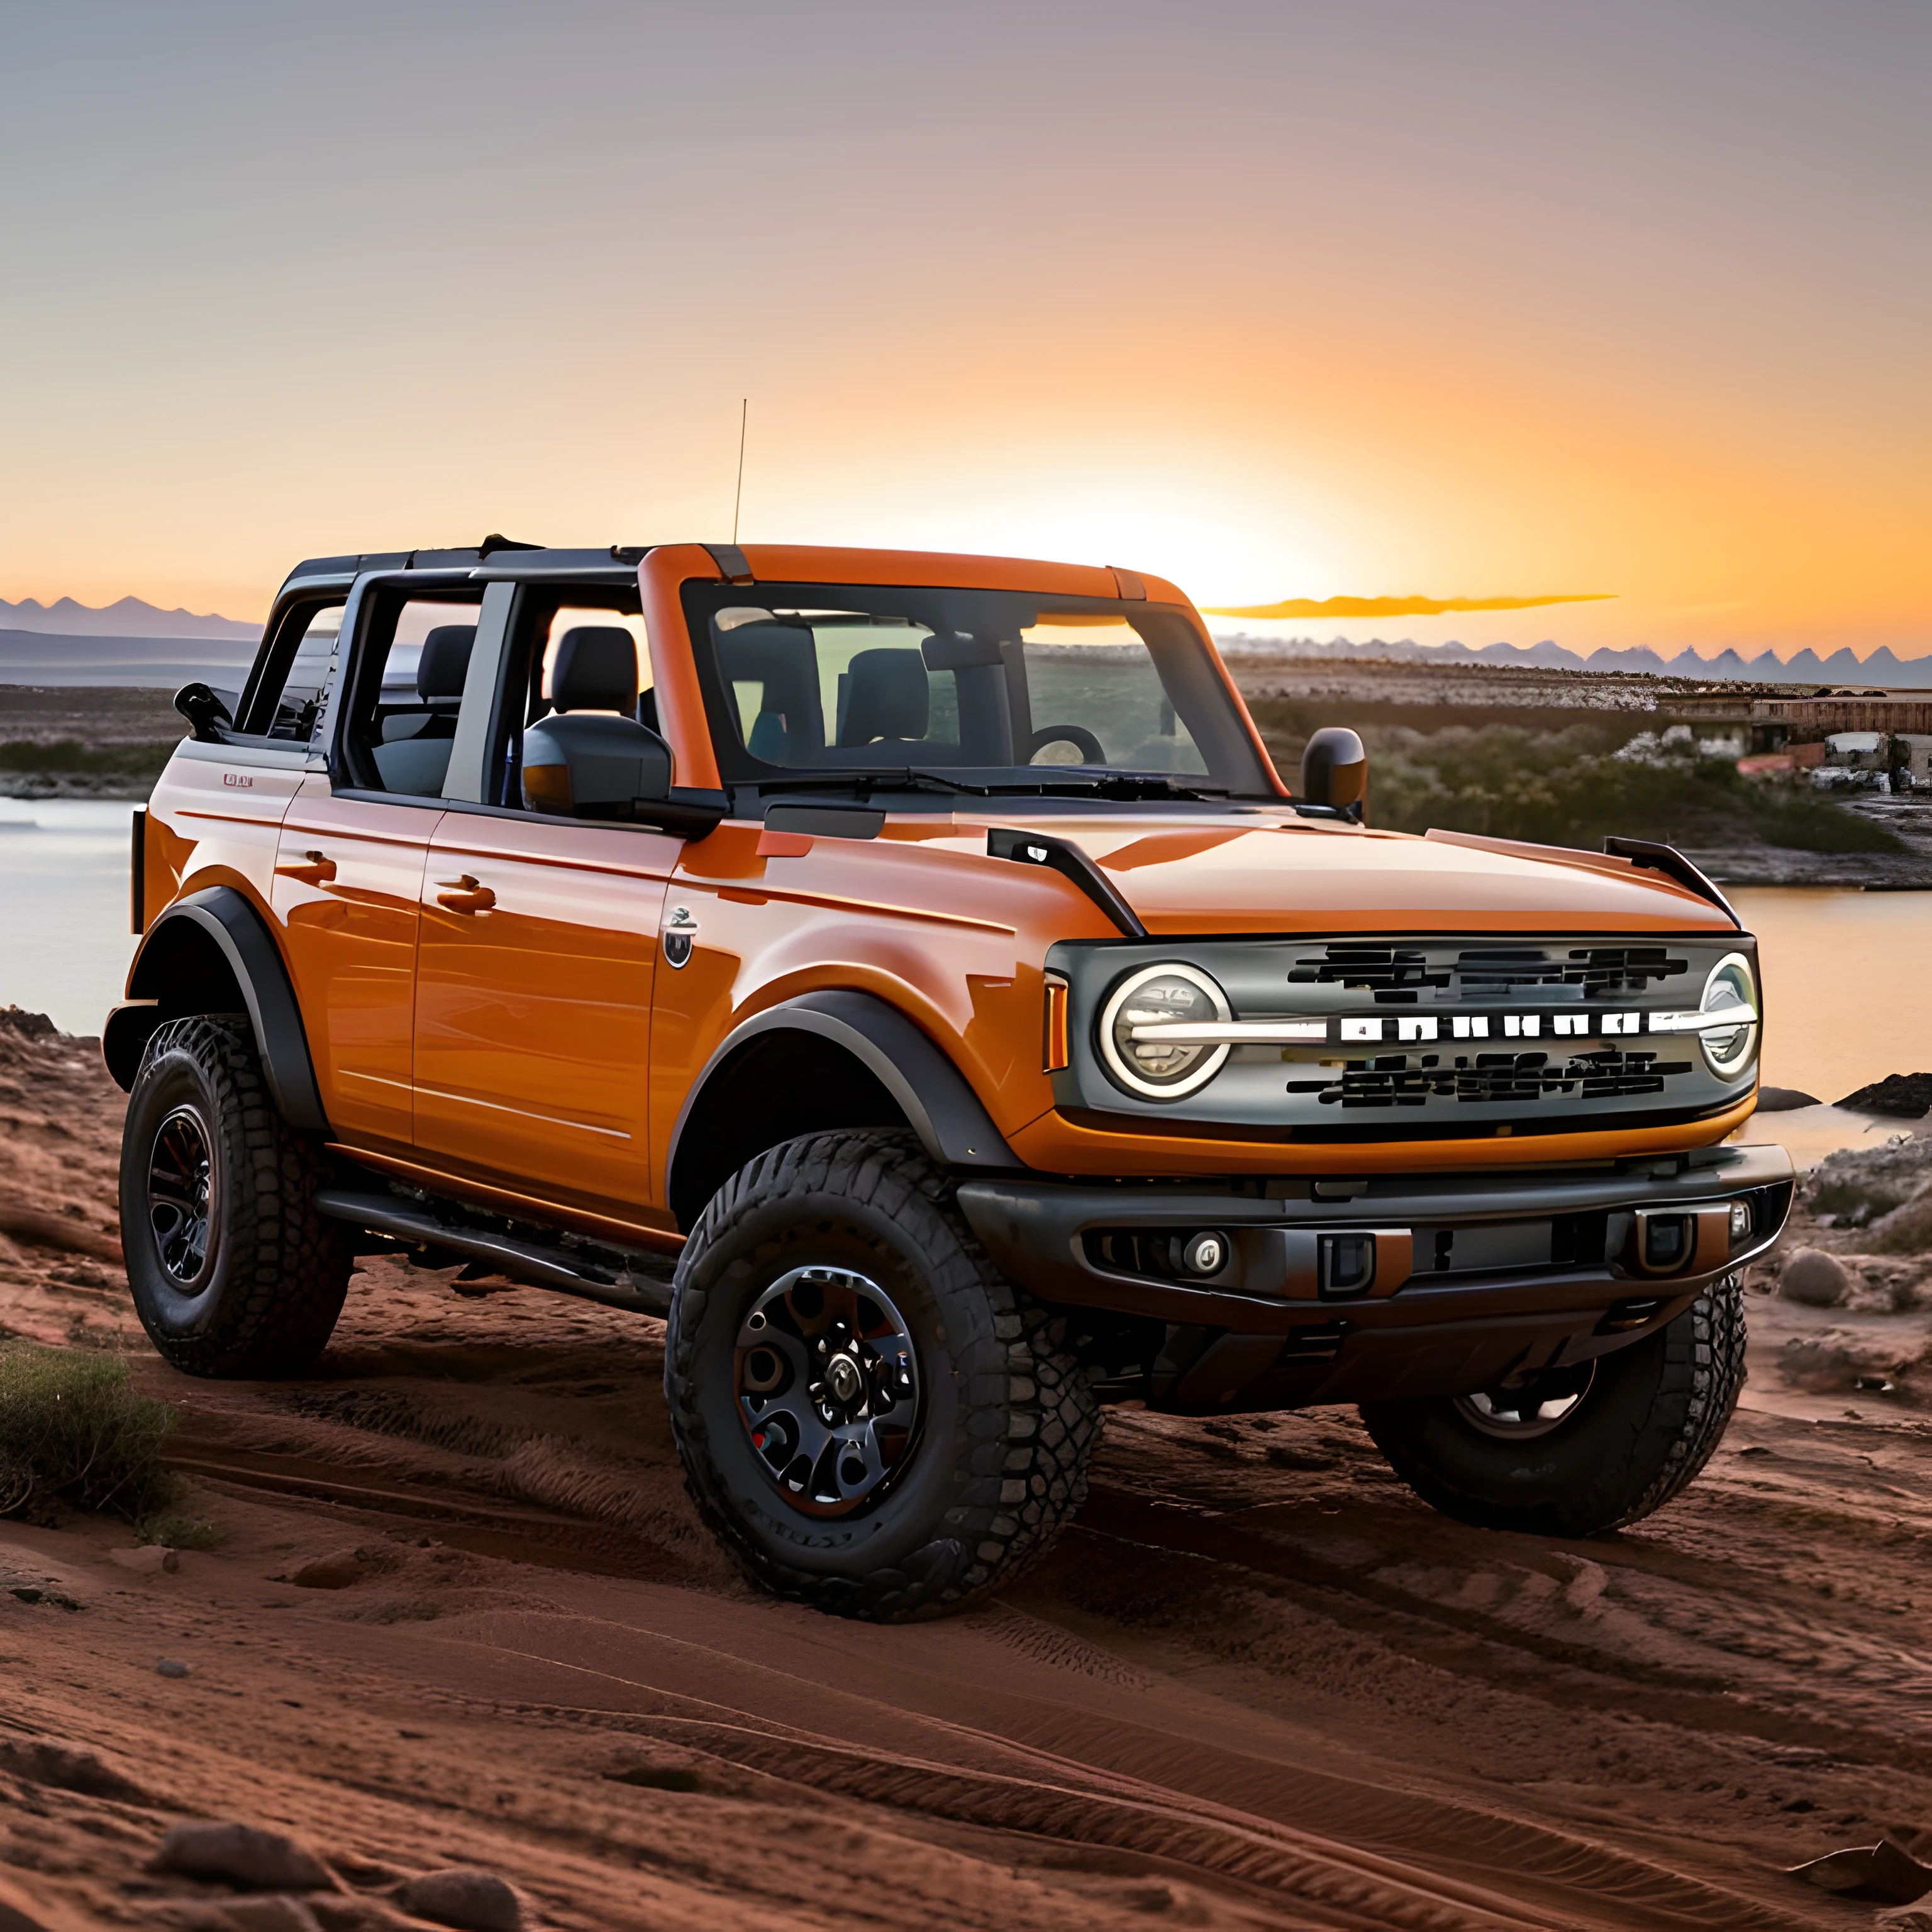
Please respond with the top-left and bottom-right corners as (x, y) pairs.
(370, 623), (475, 796)
(713, 623), (823, 763)
(838, 647), (929, 748)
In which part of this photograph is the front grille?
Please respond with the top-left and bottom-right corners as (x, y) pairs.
(1048, 929), (1756, 1141)
(1286, 1047), (1695, 1108)
(1288, 942), (1689, 1005)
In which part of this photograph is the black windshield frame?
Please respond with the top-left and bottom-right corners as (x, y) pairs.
(679, 580), (1273, 798)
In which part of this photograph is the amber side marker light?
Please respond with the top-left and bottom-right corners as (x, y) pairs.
(1043, 974), (1070, 1071)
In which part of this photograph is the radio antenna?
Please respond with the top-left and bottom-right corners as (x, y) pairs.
(731, 397), (748, 545)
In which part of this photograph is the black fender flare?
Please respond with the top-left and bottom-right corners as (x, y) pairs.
(104, 886), (329, 1131)
(666, 989), (1023, 1216)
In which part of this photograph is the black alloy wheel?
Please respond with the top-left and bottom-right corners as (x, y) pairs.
(147, 1104), (216, 1285)
(736, 1264), (922, 1516)
(666, 1129), (1101, 1621)
(120, 1015), (352, 1379)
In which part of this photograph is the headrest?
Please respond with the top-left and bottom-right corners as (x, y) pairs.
(552, 626), (638, 713)
(416, 625), (476, 700)
(840, 647), (929, 747)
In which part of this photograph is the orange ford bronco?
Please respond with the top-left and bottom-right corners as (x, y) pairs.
(110, 540), (1792, 1619)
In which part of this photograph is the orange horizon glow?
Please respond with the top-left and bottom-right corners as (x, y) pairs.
(0, 8), (1923, 663)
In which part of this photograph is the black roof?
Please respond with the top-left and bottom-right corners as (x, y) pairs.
(284, 538), (653, 582)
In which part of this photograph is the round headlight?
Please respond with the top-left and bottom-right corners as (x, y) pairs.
(1098, 963), (1231, 1100)
(1699, 951), (1758, 1079)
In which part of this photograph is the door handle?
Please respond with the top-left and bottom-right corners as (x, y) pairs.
(274, 849), (336, 886)
(435, 874), (496, 915)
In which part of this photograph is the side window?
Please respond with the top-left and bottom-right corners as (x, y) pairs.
(246, 602), (345, 743)
(343, 594), (485, 798)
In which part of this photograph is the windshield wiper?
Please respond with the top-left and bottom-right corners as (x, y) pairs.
(743, 769), (1238, 805)
(746, 769), (999, 799)
(974, 772), (1232, 802)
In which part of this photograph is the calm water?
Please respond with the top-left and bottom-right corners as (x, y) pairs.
(0, 808), (1922, 1165)
(0, 799), (139, 1035)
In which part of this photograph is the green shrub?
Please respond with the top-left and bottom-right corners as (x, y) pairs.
(138, 1513), (221, 1550)
(1246, 704), (1903, 857)
(0, 1350), (177, 1520)
(0, 739), (177, 777)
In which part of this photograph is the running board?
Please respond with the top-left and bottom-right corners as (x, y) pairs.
(313, 1189), (673, 1317)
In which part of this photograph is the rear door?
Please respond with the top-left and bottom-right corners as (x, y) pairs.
(270, 577), (486, 1147)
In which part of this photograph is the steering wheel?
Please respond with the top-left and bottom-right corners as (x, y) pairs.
(1028, 724), (1106, 765)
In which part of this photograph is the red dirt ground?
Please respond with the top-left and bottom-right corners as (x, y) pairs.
(1, 1017), (1928, 1931)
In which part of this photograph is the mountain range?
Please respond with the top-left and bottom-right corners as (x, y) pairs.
(0, 594), (259, 641)
(1210, 631), (1932, 689)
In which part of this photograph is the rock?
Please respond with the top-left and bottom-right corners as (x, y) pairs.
(157, 1658), (191, 1678)
(1872, 1184), (1932, 1255)
(1778, 1248), (1852, 1307)
(1789, 1836), (1932, 1902)
(1806, 1138), (1932, 1223)
(1838, 1072), (1932, 1118)
(109, 1545), (180, 1574)
(284, 1547), (393, 1591)
(0, 1735), (150, 1804)
(153, 1822), (335, 1894)
(1779, 1330), (1913, 1396)
(394, 1870), (523, 1932)
(0, 1008), (56, 1040)
(1755, 1085), (1821, 1111)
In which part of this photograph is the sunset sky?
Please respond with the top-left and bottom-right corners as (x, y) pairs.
(1, 1), (1925, 658)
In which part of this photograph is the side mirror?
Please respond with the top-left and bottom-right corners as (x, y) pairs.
(174, 682), (234, 743)
(522, 717), (672, 816)
(1300, 727), (1367, 813)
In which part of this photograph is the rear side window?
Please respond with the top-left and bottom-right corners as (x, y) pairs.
(245, 602), (345, 741)
(341, 594), (486, 797)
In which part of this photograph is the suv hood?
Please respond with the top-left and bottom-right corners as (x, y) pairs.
(1007, 816), (1736, 936)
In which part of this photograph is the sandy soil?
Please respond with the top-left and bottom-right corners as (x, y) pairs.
(2, 1017), (1930, 1931)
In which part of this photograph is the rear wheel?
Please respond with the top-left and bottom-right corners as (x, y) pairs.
(665, 1130), (1099, 1620)
(1360, 1282), (1745, 1537)
(119, 1016), (352, 1378)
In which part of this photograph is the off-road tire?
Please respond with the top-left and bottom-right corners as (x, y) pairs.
(664, 1130), (1100, 1620)
(1360, 1280), (1746, 1537)
(119, 1015), (351, 1378)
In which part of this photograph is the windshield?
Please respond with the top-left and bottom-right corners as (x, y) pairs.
(682, 582), (1273, 795)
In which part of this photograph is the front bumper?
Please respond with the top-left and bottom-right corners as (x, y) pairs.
(956, 1142), (1793, 1411)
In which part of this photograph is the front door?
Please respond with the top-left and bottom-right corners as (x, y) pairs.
(411, 814), (677, 1209)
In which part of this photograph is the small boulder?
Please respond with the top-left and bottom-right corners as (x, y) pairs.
(1779, 1248), (1852, 1307)
(153, 1821), (335, 1894)
(395, 1869), (523, 1932)
(157, 1658), (191, 1678)
(1755, 1085), (1821, 1112)
(284, 1546), (394, 1592)
(1838, 1073), (1932, 1118)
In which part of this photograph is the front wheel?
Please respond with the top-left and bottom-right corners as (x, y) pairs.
(664, 1130), (1100, 1620)
(1360, 1282), (1746, 1537)
(119, 1015), (352, 1378)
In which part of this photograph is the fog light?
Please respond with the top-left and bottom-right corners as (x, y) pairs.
(1319, 1231), (1376, 1297)
(1642, 1214), (1689, 1270)
(1179, 1230), (1228, 1277)
(1729, 1199), (1752, 1241)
